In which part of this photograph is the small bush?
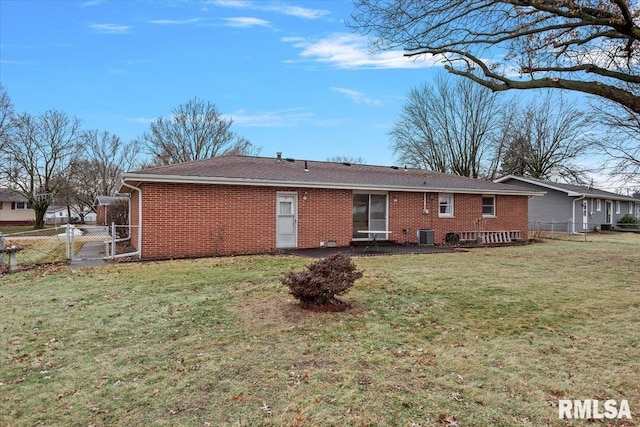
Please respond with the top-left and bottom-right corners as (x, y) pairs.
(281, 254), (363, 307)
(618, 214), (639, 229)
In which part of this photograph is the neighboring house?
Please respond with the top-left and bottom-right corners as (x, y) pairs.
(44, 206), (96, 225)
(495, 175), (640, 232)
(94, 195), (128, 225)
(44, 206), (69, 225)
(118, 155), (542, 260)
(0, 188), (35, 226)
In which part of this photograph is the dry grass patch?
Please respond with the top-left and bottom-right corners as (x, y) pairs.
(1, 236), (639, 426)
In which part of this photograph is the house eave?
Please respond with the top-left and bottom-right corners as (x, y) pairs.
(120, 173), (543, 197)
(495, 175), (639, 201)
(495, 175), (579, 195)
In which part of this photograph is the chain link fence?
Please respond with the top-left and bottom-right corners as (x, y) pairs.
(1, 224), (139, 272)
(1, 227), (68, 268)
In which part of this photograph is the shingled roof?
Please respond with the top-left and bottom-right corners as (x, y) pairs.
(121, 155), (543, 196)
(0, 188), (28, 202)
(495, 175), (639, 202)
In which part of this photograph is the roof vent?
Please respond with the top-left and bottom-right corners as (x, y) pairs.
(304, 160), (309, 172)
(276, 152), (282, 161)
(342, 162), (351, 167)
(285, 158), (295, 162)
(391, 166), (399, 170)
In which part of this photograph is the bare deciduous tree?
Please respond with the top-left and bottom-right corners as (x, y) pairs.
(501, 94), (591, 181)
(63, 130), (141, 221)
(350, 1), (640, 112)
(81, 129), (140, 195)
(390, 73), (514, 178)
(0, 84), (15, 152)
(137, 97), (260, 165)
(1, 110), (82, 228)
(327, 156), (367, 164)
(592, 100), (640, 182)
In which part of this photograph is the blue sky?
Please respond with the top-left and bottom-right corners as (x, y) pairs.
(0, 0), (442, 166)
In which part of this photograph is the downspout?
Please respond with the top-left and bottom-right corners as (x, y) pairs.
(572, 195), (586, 234)
(120, 179), (143, 259)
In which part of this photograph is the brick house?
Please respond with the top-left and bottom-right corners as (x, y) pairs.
(94, 195), (129, 226)
(119, 155), (542, 259)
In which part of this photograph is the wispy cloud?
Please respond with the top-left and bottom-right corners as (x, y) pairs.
(80, 0), (104, 7)
(331, 87), (383, 106)
(148, 18), (204, 25)
(88, 23), (131, 34)
(0, 59), (35, 66)
(228, 108), (315, 127)
(267, 5), (329, 19)
(285, 33), (439, 70)
(211, 0), (329, 20)
(211, 0), (252, 7)
(224, 17), (270, 28)
(126, 117), (155, 124)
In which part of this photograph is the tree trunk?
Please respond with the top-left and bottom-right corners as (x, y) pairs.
(33, 206), (47, 229)
(31, 199), (50, 229)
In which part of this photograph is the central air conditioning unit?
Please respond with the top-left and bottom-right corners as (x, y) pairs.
(418, 229), (434, 246)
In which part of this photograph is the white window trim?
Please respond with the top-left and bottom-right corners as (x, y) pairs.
(596, 199), (601, 212)
(482, 195), (496, 218)
(629, 202), (634, 215)
(438, 193), (454, 218)
(615, 200), (621, 214)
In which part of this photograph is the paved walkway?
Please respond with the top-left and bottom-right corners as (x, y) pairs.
(70, 240), (107, 267)
(69, 226), (109, 267)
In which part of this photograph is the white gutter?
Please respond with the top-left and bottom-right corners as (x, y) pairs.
(120, 179), (143, 259)
(572, 195), (586, 234)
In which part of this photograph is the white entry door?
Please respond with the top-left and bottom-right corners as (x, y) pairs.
(276, 193), (297, 248)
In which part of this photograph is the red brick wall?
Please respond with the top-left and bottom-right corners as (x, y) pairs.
(129, 183), (529, 259)
(388, 192), (529, 244)
(96, 205), (107, 226)
(297, 188), (353, 248)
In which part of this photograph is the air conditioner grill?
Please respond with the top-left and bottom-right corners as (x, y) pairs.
(418, 229), (434, 246)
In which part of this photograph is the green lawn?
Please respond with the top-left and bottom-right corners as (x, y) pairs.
(1, 235), (638, 426)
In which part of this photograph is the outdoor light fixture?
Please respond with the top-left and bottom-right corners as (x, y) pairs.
(303, 191), (308, 201)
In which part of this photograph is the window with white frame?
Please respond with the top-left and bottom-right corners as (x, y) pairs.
(629, 202), (634, 215)
(439, 193), (454, 217)
(596, 199), (601, 211)
(615, 200), (620, 214)
(13, 201), (31, 210)
(482, 195), (496, 217)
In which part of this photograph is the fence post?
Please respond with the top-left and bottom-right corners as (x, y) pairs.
(584, 222), (587, 242)
(65, 224), (69, 260)
(111, 222), (116, 259)
(0, 232), (4, 265)
(65, 224), (72, 260)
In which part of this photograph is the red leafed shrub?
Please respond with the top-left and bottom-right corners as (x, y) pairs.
(281, 254), (363, 307)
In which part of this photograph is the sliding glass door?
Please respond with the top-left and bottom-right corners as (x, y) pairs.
(352, 193), (387, 239)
